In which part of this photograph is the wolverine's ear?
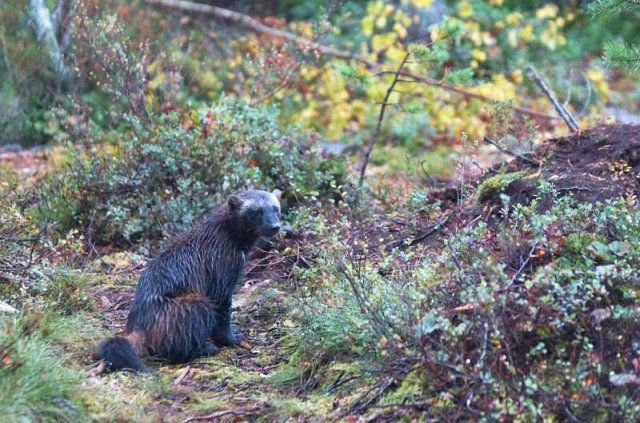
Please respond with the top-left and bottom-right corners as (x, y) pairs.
(228, 195), (243, 210)
(272, 189), (282, 202)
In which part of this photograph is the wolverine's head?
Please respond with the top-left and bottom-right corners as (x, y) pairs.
(227, 190), (281, 238)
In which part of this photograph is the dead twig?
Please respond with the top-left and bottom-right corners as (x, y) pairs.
(528, 66), (580, 132)
(183, 405), (259, 423)
(376, 70), (559, 122)
(359, 53), (411, 187)
(348, 378), (395, 414)
(145, 0), (364, 63)
(387, 211), (454, 250)
(172, 366), (191, 387)
(483, 136), (541, 168)
(250, 63), (302, 107)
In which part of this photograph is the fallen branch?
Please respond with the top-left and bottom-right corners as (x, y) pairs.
(377, 70), (559, 122)
(144, 0), (560, 123)
(183, 406), (258, 423)
(172, 366), (191, 387)
(349, 378), (396, 414)
(482, 136), (541, 167)
(359, 53), (411, 187)
(144, 0), (366, 63)
(386, 211), (454, 250)
(528, 66), (580, 132)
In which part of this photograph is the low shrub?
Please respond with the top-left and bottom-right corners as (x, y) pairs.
(38, 97), (344, 246)
(291, 182), (640, 421)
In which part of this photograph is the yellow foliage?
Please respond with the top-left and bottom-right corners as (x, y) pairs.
(393, 22), (408, 39)
(372, 32), (398, 52)
(586, 70), (610, 101)
(394, 10), (413, 27)
(520, 24), (535, 42)
(511, 69), (523, 85)
(362, 15), (374, 37)
(505, 12), (524, 26)
(536, 4), (559, 20)
(466, 22), (483, 46)
(507, 30), (518, 48)
(404, 0), (433, 7)
(459, 2), (474, 19)
(472, 48), (487, 62)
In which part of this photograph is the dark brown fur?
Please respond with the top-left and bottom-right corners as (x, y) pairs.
(98, 190), (281, 370)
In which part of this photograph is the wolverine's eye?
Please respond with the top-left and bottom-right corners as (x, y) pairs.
(257, 208), (263, 216)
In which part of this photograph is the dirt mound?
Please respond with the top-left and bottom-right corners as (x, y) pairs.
(478, 124), (640, 208)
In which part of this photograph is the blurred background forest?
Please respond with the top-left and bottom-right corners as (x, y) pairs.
(2, 0), (639, 149)
(1, 1), (640, 422)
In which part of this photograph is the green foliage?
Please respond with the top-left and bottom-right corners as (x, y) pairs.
(603, 41), (640, 73)
(588, 0), (640, 17)
(38, 97), (343, 245)
(0, 182), (86, 309)
(588, 0), (640, 72)
(293, 181), (640, 421)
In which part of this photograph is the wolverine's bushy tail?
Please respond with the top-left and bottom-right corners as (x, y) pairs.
(98, 338), (146, 371)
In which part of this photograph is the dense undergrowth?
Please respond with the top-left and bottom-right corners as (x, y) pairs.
(287, 183), (640, 421)
(37, 97), (343, 246)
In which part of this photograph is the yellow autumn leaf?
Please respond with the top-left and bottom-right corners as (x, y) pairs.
(393, 22), (408, 39)
(586, 69), (605, 82)
(362, 15), (374, 37)
(372, 33), (398, 51)
(410, 0), (433, 6)
(459, 1), (474, 19)
(536, 3), (559, 20)
(511, 69), (523, 84)
(471, 48), (487, 62)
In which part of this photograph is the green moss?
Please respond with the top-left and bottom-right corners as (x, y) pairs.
(381, 370), (429, 405)
(475, 171), (527, 203)
(264, 366), (303, 387)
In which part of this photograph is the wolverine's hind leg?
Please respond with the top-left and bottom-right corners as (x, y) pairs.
(147, 293), (218, 363)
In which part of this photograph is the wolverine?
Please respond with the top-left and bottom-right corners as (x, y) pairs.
(97, 190), (281, 371)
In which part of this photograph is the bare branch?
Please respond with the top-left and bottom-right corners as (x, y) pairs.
(358, 53), (411, 187)
(528, 66), (580, 132)
(483, 136), (541, 167)
(144, 0), (367, 63)
(378, 70), (559, 122)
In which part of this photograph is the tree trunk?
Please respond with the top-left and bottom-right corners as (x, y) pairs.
(29, 0), (66, 81)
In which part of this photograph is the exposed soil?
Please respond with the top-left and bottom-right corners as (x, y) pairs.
(481, 124), (640, 209)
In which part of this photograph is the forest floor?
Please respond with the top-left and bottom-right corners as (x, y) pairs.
(2, 123), (639, 422)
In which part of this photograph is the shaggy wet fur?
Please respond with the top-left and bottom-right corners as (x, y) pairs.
(98, 190), (281, 370)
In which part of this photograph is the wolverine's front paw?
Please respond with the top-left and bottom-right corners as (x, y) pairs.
(214, 324), (244, 347)
(202, 342), (219, 356)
